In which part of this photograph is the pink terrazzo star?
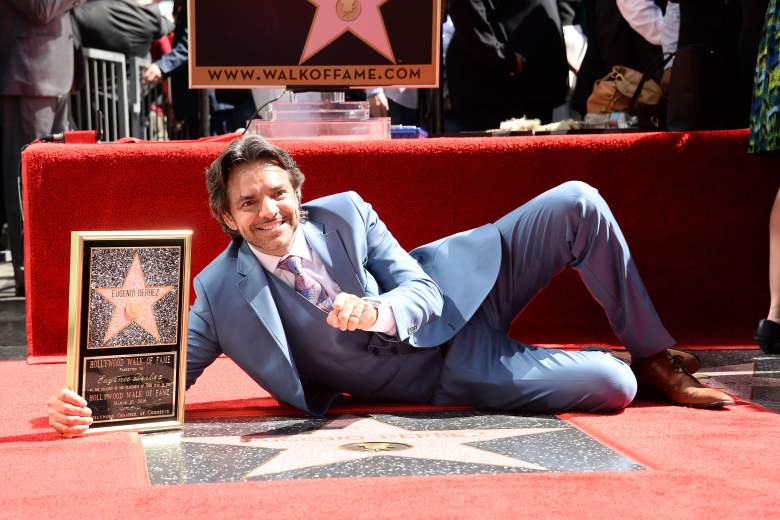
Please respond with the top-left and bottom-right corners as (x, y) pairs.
(300, 0), (395, 64)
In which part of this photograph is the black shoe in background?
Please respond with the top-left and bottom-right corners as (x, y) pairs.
(755, 319), (780, 354)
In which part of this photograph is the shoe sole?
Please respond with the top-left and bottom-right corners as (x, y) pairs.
(684, 400), (736, 409)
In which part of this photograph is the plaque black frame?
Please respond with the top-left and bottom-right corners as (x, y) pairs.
(66, 231), (192, 433)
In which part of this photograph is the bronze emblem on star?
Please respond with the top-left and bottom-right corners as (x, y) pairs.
(335, 0), (361, 21)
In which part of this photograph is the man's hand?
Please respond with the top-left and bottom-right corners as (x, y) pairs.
(509, 52), (526, 77)
(661, 67), (673, 94)
(368, 91), (389, 118)
(143, 63), (163, 85)
(326, 293), (378, 331)
(47, 387), (93, 438)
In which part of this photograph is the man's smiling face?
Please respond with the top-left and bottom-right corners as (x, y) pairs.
(222, 160), (300, 256)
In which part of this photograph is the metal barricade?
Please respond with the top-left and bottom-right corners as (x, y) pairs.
(128, 57), (170, 140)
(71, 48), (129, 141)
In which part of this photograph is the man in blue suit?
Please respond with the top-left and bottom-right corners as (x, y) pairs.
(49, 135), (733, 436)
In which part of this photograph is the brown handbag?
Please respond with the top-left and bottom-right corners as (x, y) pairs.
(586, 65), (663, 114)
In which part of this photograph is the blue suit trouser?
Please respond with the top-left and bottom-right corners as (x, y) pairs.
(433, 181), (676, 412)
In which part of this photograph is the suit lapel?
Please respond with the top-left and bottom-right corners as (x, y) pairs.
(303, 221), (365, 297)
(234, 219), (364, 363)
(236, 241), (292, 364)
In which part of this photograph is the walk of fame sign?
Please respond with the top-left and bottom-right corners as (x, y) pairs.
(188, 0), (441, 87)
(66, 231), (192, 433)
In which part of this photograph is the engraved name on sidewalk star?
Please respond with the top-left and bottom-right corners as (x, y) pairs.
(94, 253), (174, 342)
(181, 415), (565, 478)
(301, 0), (395, 64)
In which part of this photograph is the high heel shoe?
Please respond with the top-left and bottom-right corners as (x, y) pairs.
(755, 319), (780, 354)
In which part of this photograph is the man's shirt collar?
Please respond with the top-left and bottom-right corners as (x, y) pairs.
(247, 227), (310, 273)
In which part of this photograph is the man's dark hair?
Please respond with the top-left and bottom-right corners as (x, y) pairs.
(206, 135), (306, 239)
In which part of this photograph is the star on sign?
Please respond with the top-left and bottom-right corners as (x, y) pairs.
(94, 253), (174, 342)
(181, 414), (565, 478)
(300, 0), (395, 64)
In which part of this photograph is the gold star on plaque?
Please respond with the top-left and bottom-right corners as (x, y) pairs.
(94, 253), (174, 342)
(182, 415), (565, 478)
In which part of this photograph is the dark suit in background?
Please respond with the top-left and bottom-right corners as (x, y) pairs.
(153, 0), (199, 138)
(155, 0), (254, 138)
(446, 0), (569, 130)
(0, 0), (83, 294)
(673, 0), (769, 129)
(74, 0), (174, 58)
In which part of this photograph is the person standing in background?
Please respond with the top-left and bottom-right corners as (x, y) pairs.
(749, 0), (779, 154)
(0, 0), (84, 296)
(552, 0), (587, 120)
(751, 0), (780, 353)
(669, 0), (768, 129)
(142, 0), (254, 137)
(571, 0), (666, 116)
(74, 0), (174, 58)
(446, 0), (569, 131)
(142, 0), (200, 138)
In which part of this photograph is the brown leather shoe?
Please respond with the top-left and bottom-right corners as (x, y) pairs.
(631, 350), (735, 408)
(582, 346), (700, 374)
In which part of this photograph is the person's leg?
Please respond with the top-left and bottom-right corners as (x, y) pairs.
(0, 97), (22, 290)
(471, 181), (733, 407)
(1, 95), (68, 295)
(476, 181), (675, 356)
(435, 181), (650, 412)
(756, 187), (780, 353)
(434, 319), (637, 413)
(767, 187), (780, 322)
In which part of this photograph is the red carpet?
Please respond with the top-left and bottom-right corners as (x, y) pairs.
(21, 130), (778, 358)
(11, 131), (779, 517)
(1, 358), (778, 519)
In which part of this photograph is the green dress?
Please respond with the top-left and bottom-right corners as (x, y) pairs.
(749, 0), (780, 154)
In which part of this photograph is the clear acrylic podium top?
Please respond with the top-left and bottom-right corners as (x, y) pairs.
(245, 91), (390, 140)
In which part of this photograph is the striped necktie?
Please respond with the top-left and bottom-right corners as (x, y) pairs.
(276, 255), (334, 312)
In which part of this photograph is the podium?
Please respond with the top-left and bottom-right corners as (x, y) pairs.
(246, 91), (390, 140)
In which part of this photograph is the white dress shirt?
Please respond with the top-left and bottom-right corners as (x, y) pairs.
(616, 0), (664, 46)
(661, 3), (680, 69)
(248, 229), (398, 335)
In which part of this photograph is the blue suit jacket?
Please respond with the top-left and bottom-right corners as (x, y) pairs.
(187, 192), (502, 413)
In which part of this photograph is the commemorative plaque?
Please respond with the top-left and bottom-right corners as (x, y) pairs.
(66, 231), (192, 433)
